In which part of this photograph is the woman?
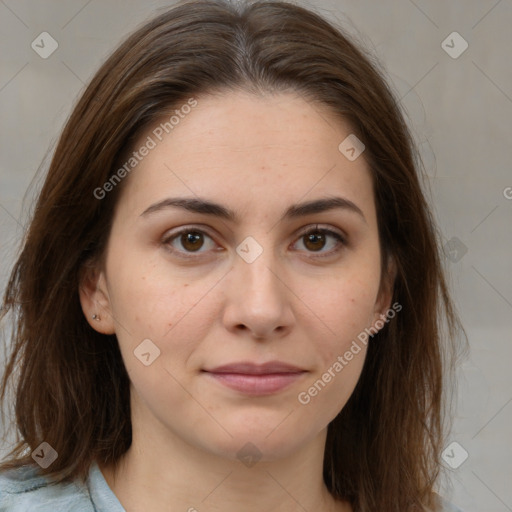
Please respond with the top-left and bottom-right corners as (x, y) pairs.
(0, 0), (467, 510)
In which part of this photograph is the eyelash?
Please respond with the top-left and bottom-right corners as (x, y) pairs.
(161, 224), (347, 261)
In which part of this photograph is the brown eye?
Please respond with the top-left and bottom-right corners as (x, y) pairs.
(303, 231), (327, 252)
(163, 227), (217, 259)
(180, 231), (204, 252)
(293, 226), (346, 258)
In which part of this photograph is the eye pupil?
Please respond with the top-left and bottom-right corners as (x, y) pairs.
(304, 232), (326, 251)
(182, 232), (203, 251)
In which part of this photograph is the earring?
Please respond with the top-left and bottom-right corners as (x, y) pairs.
(92, 314), (100, 321)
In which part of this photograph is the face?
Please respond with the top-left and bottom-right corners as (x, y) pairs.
(80, 90), (394, 462)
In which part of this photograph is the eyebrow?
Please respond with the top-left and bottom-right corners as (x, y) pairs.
(140, 196), (366, 223)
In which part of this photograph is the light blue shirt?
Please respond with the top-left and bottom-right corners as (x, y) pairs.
(0, 460), (464, 511)
(0, 461), (123, 511)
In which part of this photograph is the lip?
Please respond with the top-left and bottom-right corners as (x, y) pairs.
(202, 361), (307, 396)
(205, 361), (305, 374)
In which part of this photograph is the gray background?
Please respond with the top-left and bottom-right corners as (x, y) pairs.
(0, 1), (511, 510)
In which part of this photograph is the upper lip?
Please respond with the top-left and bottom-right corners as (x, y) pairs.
(204, 361), (306, 375)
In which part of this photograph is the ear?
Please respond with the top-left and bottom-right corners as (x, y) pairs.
(370, 254), (398, 330)
(78, 260), (116, 335)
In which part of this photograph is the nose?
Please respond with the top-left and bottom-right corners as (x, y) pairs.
(221, 249), (294, 340)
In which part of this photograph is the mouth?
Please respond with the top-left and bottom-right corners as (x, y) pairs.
(201, 361), (308, 396)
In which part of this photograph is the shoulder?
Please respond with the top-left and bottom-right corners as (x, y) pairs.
(0, 463), (94, 512)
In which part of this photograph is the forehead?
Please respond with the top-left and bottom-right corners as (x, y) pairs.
(116, 90), (376, 224)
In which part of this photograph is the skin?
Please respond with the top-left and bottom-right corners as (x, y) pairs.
(80, 89), (395, 512)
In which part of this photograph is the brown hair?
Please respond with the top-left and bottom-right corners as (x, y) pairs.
(0, 1), (467, 510)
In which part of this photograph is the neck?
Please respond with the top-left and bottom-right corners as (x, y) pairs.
(99, 398), (350, 512)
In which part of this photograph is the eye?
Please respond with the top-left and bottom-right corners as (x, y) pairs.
(162, 226), (218, 259)
(162, 224), (347, 261)
(292, 225), (346, 258)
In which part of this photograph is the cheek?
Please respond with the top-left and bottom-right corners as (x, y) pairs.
(300, 269), (380, 360)
(295, 277), (373, 419)
(107, 268), (208, 415)
(106, 246), (196, 331)
(105, 250), (222, 374)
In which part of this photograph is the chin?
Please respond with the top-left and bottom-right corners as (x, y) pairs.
(212, 438), (302, 464)
(197, 421), (315, 463)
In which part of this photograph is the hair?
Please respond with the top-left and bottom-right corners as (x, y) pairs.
(0, 0), (467, 510)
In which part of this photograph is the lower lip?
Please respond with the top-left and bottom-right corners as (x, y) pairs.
(204, 372), (306, 395)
